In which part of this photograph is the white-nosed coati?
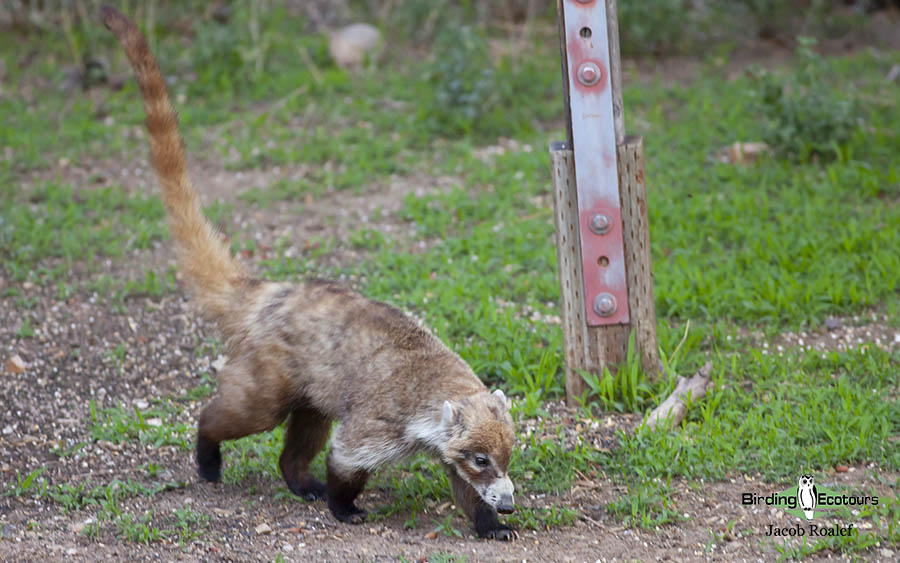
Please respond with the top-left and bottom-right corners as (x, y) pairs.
(100, 5), (518, 541)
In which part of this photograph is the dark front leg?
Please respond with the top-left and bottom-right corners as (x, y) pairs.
(445, 464), (518, 541)
(326, 455), (369, 524)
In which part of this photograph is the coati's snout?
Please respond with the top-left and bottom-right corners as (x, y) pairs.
(484, 475), (516, 514)
(441, 389), (517, 513)
(496, 495), (515, 514)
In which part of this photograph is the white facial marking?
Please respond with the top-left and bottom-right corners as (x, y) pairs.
(465, 472), (515, 509)
(478, 474), (515, 508)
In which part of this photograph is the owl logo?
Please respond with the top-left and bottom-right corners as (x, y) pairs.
(797, 474), (817, 520)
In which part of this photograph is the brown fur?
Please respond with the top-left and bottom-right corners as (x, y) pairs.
(101, 5), (517, 540)
(101, 5), (246, 321)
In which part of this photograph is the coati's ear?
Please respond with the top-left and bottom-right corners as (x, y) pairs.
(492, 389), (511, 410)
(441, 400), (456, 431)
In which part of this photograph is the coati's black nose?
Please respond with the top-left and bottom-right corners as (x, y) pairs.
(497, 495), (515, 514)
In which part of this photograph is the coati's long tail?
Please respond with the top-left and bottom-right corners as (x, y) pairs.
(101, 5), (245, 320)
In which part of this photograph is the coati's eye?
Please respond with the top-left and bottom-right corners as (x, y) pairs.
(474, 455), (489, 468)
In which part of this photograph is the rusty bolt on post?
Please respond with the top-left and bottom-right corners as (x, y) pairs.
(593, 292), (617, 317)
(577, 62), (601, 86)
(589, 213), (611, 235)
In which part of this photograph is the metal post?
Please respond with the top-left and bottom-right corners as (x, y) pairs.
(551, 0), (659, 405)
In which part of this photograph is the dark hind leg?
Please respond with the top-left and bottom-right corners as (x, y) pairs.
(325, 450), (369, 524)
(196, 429), (223, 483)
(196, 376), (287, 483)
(279, 405), (331, 500)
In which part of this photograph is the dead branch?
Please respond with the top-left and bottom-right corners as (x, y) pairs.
(642, 361), (712, 431)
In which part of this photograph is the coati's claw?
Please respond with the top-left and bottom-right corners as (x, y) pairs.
(302, 487), (326, 502)
(287, 478), (326, 501)
(346, 510), (368, 524)
(482, 525), (518, 541)
(329, 504), (368, 524)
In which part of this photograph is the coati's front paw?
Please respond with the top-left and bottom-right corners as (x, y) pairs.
(287, 478), (326, 501)
(479, 524), (519, 541)
(328, 500), (368, 524)
(472, 505), (518, 540)
(328, 497), (369, 524)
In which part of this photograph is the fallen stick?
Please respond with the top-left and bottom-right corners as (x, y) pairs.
(643, 362), (713, 431)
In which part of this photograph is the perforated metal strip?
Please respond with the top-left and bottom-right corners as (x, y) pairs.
(560, 0), (629, 325)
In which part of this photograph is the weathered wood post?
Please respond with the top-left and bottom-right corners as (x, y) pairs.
(551, 0), (659, 406)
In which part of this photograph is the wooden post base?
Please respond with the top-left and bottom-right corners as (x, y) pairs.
(550, 135), (659, 406)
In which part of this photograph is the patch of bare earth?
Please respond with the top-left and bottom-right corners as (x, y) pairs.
(733, 312), (900, 358)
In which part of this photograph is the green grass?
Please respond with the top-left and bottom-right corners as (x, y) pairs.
(2, 5), (899, 557)
(508, 504), (579, 531)
(400, 552), (468, 563)
(88, 398), (195, 450)
(46, 478), (184, 514)
(612, 347), (899, 481)
(0, 182), (165, 283)
(772, 482), (900, 559)
(607, 476), (685, 529)
(32, 477), (199, 544)
(3, 468), (48, 498)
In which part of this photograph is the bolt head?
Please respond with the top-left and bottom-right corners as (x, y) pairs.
(577, 62), (601, 86)
(593, 293), (617, 317)
(589, 213), (611, 235)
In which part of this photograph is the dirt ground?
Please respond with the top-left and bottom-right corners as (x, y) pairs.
(4, 15), (900, 561)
